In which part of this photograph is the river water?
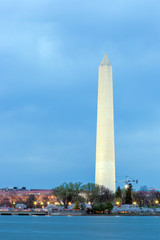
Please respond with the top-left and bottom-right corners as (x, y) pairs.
(0, 216), (159, 240)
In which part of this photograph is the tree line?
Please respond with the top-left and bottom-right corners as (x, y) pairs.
(52, 182), (114, 213)
(52, 182), (160, 213)
(0, 183), (160, 212)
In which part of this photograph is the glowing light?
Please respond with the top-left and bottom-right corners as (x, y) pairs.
(155, 200), (159, 204)
(88, 202), (91, 205)
(125, 185), (128, 189)
(116, 201), (120, 205)
(55, 202), (59, 205)
(40, 202), (43, 205)
(133, 201), (137, 205)
(34, 201), (37, 205)
(47, 202), (50, 205)
(68, 202), (72, 205)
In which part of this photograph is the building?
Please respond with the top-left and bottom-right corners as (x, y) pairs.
(95, 54), (115, 192)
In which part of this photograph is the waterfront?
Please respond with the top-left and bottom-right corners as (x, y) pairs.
(0, 216), (160, 240)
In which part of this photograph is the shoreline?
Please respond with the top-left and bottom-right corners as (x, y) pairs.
(0, 211), (160, 217)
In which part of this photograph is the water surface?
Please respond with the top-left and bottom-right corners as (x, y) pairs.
(0, 216), (159, 240)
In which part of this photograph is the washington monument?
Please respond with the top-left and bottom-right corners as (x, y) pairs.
(95, 53), (115, 192)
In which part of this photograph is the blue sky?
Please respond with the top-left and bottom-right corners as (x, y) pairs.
(0, 0), (160, 189)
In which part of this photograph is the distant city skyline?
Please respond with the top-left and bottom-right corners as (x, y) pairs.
(0, 0), (160, 189)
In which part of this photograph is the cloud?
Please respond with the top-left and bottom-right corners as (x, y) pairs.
(0, 0), (160, 188)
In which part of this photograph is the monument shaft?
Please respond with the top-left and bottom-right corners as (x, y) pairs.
(95, 54), (115, 192)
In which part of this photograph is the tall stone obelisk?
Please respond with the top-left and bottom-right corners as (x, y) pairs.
(95, 53), (115, 192)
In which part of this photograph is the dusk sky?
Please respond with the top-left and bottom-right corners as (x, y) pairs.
(0, 0), (160, 189)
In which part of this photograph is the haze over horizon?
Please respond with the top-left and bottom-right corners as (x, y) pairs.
(0, 0), (160, 189)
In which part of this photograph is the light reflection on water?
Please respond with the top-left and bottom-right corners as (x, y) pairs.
(0, 216), (160, 240)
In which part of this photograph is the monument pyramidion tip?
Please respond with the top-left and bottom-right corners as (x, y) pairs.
(100, 53), (111, 66)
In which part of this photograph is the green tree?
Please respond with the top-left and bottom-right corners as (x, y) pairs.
(80, 202), (85, 210)
(154, 191), (160, 202)
(114, 197), (122, 205)
(82, 183), (114, 205)
(116, 186), (122, 198)
(133, 191), (149, 207)
(98, 186), (114, 203)
(26, 194), (36, 208)
(82, 183), (100, 205)
(74, 201), (80, 210)
(41, 196), (50, 207)
(52, 182), (83, 208)
(125, 184), (132, 204)
(92, 203), (106, 213)
(105, 201), (113, 214)
(1, 197), (12, 207)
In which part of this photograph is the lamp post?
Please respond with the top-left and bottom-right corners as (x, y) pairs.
(34, 201), (37, 209)
(155, 200), (159, 205)
(116, 201), (120, 206)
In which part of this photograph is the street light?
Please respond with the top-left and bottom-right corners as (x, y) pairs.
(155, 200), (159, 204)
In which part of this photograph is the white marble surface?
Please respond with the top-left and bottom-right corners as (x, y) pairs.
(95, 54), (115, 192)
